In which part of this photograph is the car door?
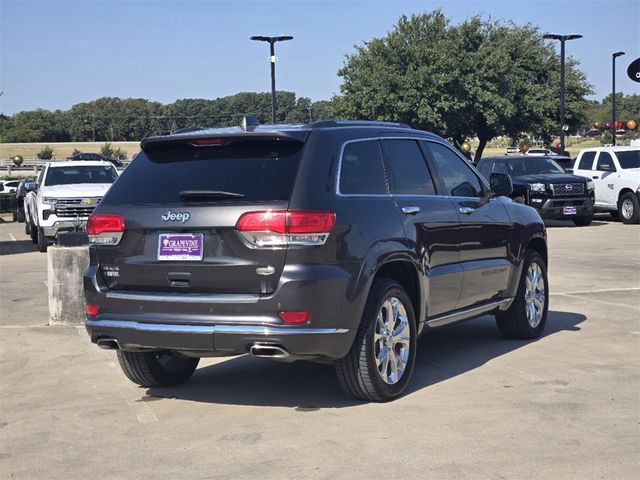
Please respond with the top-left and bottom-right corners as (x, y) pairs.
(593, 151), (618, 207)
(380, 138), (463, 317)
(574, 151), (601, 203)
(423, 141), (513, 309)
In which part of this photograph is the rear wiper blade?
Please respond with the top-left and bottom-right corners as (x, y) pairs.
(179, 190), (245, 200)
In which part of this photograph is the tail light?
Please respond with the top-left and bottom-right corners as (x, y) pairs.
(86, 304), (100, 317)
(278, 311), (310, 324)
(87, 213), (125, 245)
(235, 210), (335, 247)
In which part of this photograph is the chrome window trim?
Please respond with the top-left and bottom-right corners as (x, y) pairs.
(86, 319), (349, 335)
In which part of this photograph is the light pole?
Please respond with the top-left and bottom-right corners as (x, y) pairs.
(250, 35), (293, 124)
(543, 33), (582, 152)
(612, 51), (625, 146)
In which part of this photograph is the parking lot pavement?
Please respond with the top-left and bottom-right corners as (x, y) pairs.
(1, 217), (638, 479)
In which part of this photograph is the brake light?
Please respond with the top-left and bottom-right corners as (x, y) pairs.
(235, 210), (335, 247)
(86, 304), (100, 317)
(278, 311), (310, 324)
(87, 213), (125, 245)
(191, 138), (224, 146)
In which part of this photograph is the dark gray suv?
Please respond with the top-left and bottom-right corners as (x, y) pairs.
(84, 119), (548, 401)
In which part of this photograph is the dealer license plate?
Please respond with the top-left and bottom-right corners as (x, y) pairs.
(157, 233), (203, 261)
(563, 206), (577, 215)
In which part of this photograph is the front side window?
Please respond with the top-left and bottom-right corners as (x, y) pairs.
(380, 139), (436, 195)
(578, 151), (596, 170)
(44, 165), (118, 186)
(339, 140), (387, 194)
(493, 161), (509, 175)
(596, 152), (616, 171)
(424, 142), (484, 198)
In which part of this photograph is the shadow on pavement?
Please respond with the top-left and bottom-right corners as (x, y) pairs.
(544, 219), (607, 228)
(146, 310), (586, 408)
(0, 239), (36, 255)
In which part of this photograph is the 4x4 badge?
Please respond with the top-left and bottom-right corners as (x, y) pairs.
(162, 210), (191, 223)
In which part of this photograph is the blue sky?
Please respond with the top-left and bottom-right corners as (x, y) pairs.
(1, 0), (639, 114)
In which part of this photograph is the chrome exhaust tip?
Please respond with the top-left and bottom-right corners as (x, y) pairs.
(96, 338), (120, 350)
(249, 343), (290, 358)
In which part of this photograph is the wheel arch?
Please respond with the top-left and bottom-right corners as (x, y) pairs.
(526, 235), (548, 266)
(371, 259), (423, 333)
(618, 187), (636, 203)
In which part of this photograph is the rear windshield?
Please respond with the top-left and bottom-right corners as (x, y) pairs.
(616, 150), (640, 169)
(102, 139), (304, 205)
(45, 165), (118, 186)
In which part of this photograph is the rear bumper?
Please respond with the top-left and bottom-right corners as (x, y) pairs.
(85, 319), (354, 360)
(84, 262), (365, 360)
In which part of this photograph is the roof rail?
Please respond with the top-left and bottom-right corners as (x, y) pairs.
(306, 120), (412, 129)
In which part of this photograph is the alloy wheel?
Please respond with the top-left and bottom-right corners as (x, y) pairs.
(374, 297), (411, 384)
(524, 262), (546, 328)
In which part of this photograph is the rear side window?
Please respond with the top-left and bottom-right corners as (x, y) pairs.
(578, 151), (596, 170)
(596, 152), (615, 171)
(381, 139), (436, 195)
(339, 140), (387, 194)
(424, 142), (484, 198)
(102, 139), (304, 205)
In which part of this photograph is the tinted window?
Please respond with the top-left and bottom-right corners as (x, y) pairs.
(578, 151), (596, 170)
(596, 152), (615, 171)
(506, 157), (565, 175)
(476, 160), (492, 178)
(339, 140), (387, 194)
(616, 150), (640, 169)
(425, 142), (484, 198)
(381, 139), (435, 195)
(103, 139), (303, 205)
(44, 165), (117, 186)
(493, 161), (509, 175)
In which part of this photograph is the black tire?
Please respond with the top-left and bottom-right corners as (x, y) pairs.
(25, 219), (31, 235)
(16, 209), (25, 223)
(30, 222), (38, 244)
(618, 192), (640, 224)
(117, 350), (200, 388)
(12, 210), (17, 222)
(335, 278), (417, 402)
(496, 249), (548, 339)
(572, 215), (592, 226)
(37, 227), (49, 253)
(609, 211), (620, 220)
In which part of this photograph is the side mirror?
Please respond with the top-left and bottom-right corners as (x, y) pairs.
(490, 173), (513, 197)
(25, 182), (38, 192)
(0, 183), (4, 192)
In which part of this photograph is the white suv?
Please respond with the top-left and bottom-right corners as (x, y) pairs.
(573, 147), (640, 224)
(25, 161), (119, 251)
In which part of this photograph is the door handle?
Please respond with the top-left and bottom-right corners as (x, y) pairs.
(458, 206), (475, 215)
(592, 176), (598, 179)
(401, 206), (420, 215)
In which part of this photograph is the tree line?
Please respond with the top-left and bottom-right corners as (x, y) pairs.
(0, 92), (333, 143)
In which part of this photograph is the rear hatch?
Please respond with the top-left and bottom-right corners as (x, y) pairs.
(93, 134), (307, 294)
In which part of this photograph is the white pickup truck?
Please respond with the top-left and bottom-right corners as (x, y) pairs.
(24, 161), (119, 251)
(573, 147), (640, 224)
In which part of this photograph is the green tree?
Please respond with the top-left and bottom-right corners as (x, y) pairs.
(333, 10), (592, 159)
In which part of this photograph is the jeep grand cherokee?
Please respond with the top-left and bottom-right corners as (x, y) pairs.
(84, 119), (548, 401)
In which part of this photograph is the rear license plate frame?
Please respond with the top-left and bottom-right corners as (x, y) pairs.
(157, 233), (204, 261)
